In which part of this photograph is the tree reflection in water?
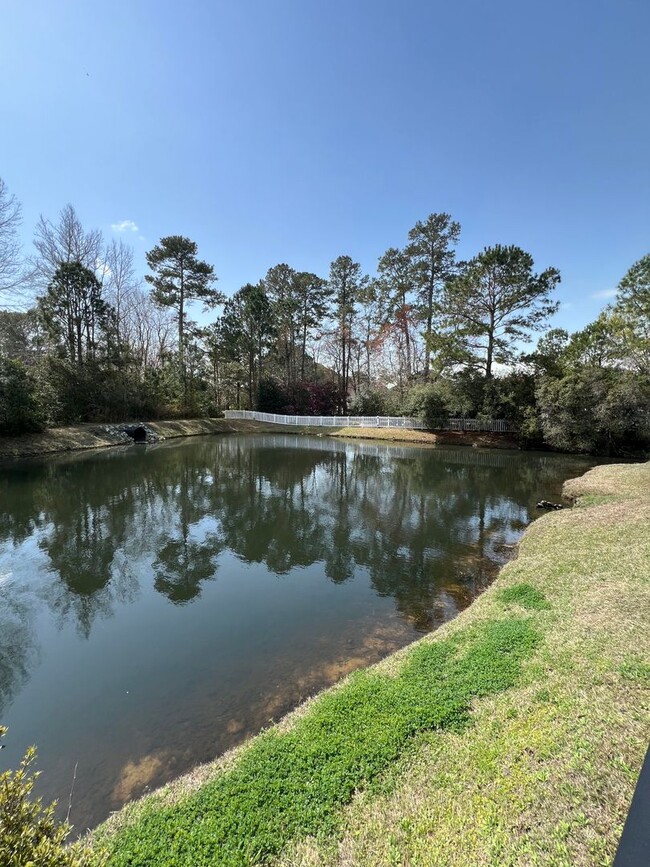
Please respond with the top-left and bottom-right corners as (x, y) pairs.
(0, 436), (592, 690)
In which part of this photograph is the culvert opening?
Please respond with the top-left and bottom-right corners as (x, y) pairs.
(125, 426), (147, 443)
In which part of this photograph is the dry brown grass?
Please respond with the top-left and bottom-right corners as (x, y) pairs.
(328, 427), (519, 449)
(328, 426), (441, 444)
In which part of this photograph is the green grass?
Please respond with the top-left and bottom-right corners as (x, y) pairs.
(498, 582), (551, 610)
(95, 620), (539, 866)
(619, 657), (650, 684)
(574, 494), (617, 508)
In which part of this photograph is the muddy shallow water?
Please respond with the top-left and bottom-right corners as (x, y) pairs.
(0, 434), (594, 830)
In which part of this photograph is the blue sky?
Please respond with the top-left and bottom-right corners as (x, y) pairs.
(2, 0), (649, 332)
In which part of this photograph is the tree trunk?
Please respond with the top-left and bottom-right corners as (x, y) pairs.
(76, 315), (83, 366)
(301, 315), (308, 381)
(248, 346), (254, 408)
(340, 324), (347, 413)
(179, 258), (187, 407)
(366, 322), (371, 383)
(486, 311), (495, 379)
(423, 246), (435, 379)
(403, 302), (411, 378)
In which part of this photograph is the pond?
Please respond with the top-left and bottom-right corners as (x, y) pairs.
(0, 434), (595, 831)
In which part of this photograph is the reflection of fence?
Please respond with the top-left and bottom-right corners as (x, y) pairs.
(224, 410), (516, 433)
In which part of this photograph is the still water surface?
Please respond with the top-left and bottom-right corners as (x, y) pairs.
(0, 434), (594, 830)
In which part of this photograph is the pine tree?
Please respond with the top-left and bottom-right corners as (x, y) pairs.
(145, 236), (220, 406)
(38, 261), (111, 365)
(405, 213), (460, 378)
(443, 245), (560, 378)
(329, 256), (365, 412)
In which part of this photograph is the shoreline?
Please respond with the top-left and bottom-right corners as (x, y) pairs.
(90, 460), (650, 866)
(0, 418), (233, 461)
(0, 417), (519, 462)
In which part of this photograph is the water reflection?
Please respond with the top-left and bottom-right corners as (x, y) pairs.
(0, 591), (39, 714)
(0, 435), (594, 829)
(0, 436), (586, 699)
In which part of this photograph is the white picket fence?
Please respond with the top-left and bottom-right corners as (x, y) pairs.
(224, 410), (516, 433)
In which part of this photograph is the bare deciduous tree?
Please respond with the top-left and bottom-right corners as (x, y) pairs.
(0, 177), (24, 307)
(31, 203), (103, 291)
(128, 287), (176, 369)
(101, 238), (141, 357)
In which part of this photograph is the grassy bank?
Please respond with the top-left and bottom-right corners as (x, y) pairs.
(0, 418), (518, 460)
(90, 461), (650, 866)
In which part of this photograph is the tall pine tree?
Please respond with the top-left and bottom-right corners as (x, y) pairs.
(145, 236), (220, 406)
(406, 213), (460, 378)
(442, 245), (560, 378)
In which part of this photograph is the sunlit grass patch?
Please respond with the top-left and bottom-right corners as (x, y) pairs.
(562, 460), (650, 502)
(574, 493), (617, 507)
(619, 657), (650, 685)
(327, 426), (440, 443)
(498, 582), (551, 610)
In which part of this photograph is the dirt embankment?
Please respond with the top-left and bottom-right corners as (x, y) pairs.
(0, 418), (238, 461)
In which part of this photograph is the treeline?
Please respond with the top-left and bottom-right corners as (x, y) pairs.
(0, 177), (648, 454)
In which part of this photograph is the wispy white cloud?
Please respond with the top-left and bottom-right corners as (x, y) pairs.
(591, 288), (617, 300)
(111, 219), (139, 233)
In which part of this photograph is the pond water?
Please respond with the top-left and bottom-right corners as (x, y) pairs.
(0, 434), (595, 831)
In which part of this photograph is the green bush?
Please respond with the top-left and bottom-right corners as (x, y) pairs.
(34, 357), (107, 425)
(348, 387), (391, 416)
(536, 368), (650, 455)
(0, 356), (45, 435)
(33, 356), (205, 424)
(480, 373), (536, 424)
(257, 376), (290, 413)
(403, 374), (489, 423)
(403, 382), (451, 427)
(257, 377), (339, 415)
(0, 727), (103, 866)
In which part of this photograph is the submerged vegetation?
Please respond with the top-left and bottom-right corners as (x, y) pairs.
(1, 178), (648, 454)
